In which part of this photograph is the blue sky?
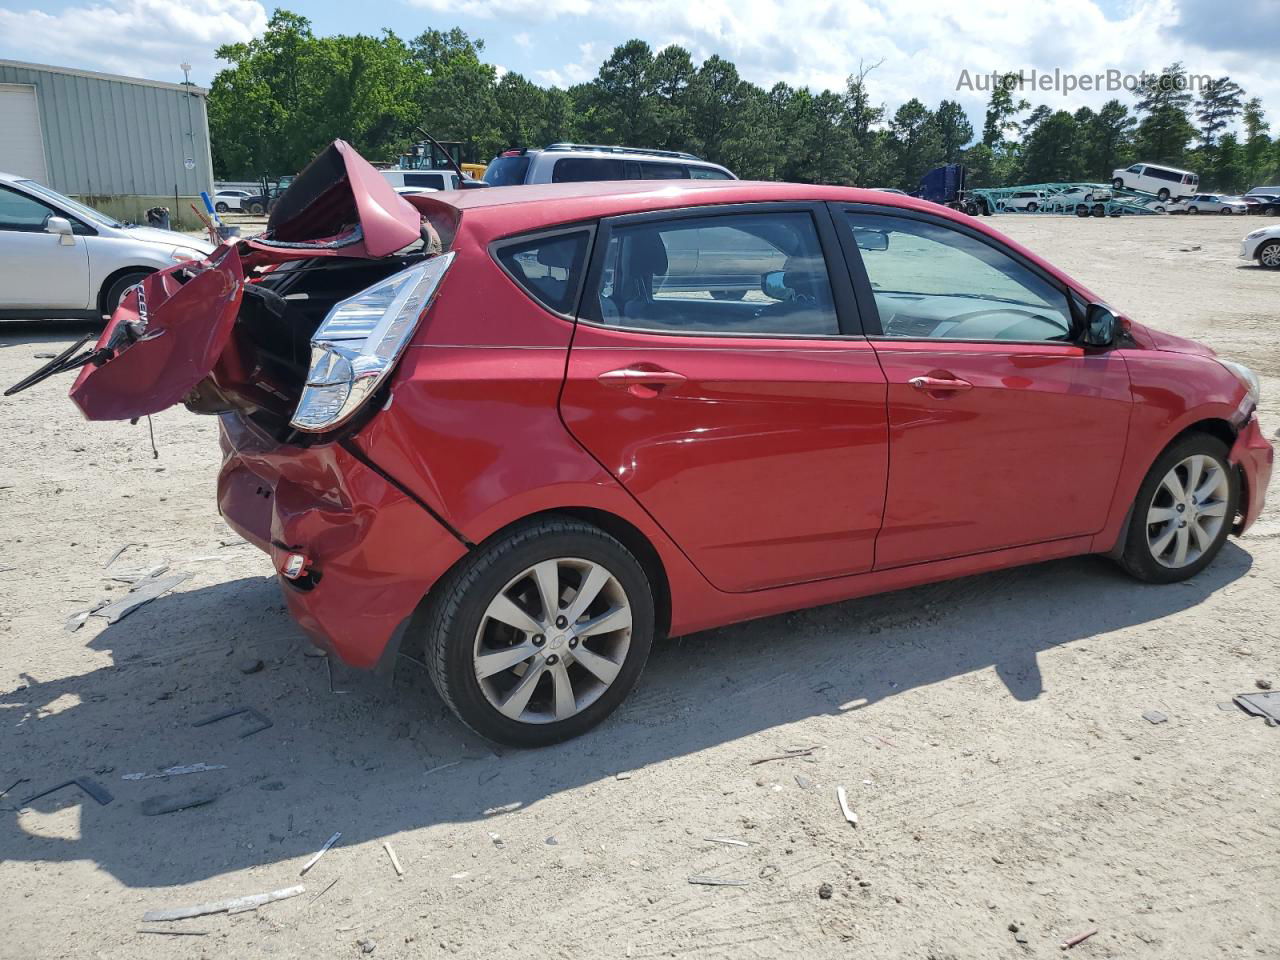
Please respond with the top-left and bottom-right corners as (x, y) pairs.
(0, 0), (1273, 137)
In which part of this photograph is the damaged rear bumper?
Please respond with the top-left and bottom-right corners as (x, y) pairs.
(1231, 414), (1274, 534)
(217, 413), (467, 668)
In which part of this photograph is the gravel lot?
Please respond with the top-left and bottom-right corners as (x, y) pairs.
(1, 213), (1277, 959)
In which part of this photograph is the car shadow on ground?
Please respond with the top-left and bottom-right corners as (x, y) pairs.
(0, 542), (1252, 888)
(0, 319), (102, 351)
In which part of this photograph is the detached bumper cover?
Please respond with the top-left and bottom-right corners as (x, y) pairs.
(217, 414), (467, 668)
(1230, 415), (1274, 534)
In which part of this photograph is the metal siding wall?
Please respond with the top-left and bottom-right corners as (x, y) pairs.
(0, 63), (212, 198)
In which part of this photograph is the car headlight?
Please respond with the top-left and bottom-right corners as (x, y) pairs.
(1246, 229), (1267, 240)
(1218, 359), (1261, 407)
(291, 252), (455, 432)
(170, 247), (202, 262)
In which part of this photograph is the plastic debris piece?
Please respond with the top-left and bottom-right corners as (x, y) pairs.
(384, 841), (404, 877)
(142, 885), (305, 922)
(483, 801), (522, 816)
(95, 573), (190, 623)
(704, 837), (750, 847)
(836, 785), (858, 827)
(688, 876), (748, 886)
(1061, 928), (1098, 950)
(750, 748), (815, 765)
(299, 832), (341, 876)
(1142, 710), (1168, 724)
(123, 762), (227, 781)
(141, 787), (220, 816)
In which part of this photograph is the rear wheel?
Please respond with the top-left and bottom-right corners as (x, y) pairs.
(421, 518), (655, 747)
(1264, 205), (1278, 216)
(1118, 435), (1236, 583)
(1157, 188), (1171, 201)
(1258, 240), (1280, 269)
(1188, 206), (1199, 214)
(1075, 204), (1090, 218)
(214, 202), (229, 213)
(1092, 203), (1106, 217)
(1221, 207), (1233, 214)
(100, 270), (150, 319)
(1112, 178), (1125, 190)
(1026, 202), (1038, 212)
(246, 201), (265, 215)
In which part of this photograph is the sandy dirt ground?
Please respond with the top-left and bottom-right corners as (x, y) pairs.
(1, 213), (1278, 959)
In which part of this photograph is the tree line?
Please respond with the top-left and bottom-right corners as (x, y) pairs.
(209, 10), (1280, 194)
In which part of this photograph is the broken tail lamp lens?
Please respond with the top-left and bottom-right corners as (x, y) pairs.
(290, 252), (455, 432)
(281, 552), (310, 580)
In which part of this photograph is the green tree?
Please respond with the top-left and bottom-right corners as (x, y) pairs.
(889, 98), (942, 190)
(934, 99), (973, 163)
(1083, 99), (1135, 178)
(1242, 97), (1274, 185)
(1021, 110), (1081, 181)
(1195, 76), (1245, 147)
(1134, 63), (1197, 164)
(650, 45), (696, 150)
(982, 73), (1029, 147)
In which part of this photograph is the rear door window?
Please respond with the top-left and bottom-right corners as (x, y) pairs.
(493, 230), (592, 316)
(588, 211), (839, 336)
(690, 166), (733, 180)
(639, 162), (688, 180)
(552, 157), (626, 183)
(404, 173), (446, 189)
(484, 155), (532, 186)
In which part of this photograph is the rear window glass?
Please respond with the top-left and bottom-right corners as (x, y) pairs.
(690, 166), (733, 180)
(552, 157), (625, 183)
(484, 155), (531, 186)
(639, 162), (688, 180)
(494, 230), (592, 315)
(404, 172), (445, 189)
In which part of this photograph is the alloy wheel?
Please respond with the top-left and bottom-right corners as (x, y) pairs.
(1145, 454), (1230, 568)
(472, 557), (632, 724)
(1260, 242), (1280, 268)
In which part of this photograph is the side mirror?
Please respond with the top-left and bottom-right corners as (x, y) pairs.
(761, 270), (791, 301)
(853, 228), (889, 252)
(46, 216), (75, 245)
(1082, 303), (1118, 347)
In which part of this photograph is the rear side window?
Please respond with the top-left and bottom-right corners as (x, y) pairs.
(638, 162), (688, 180)
(404, 173), (445, 189)
(484, 155), (532, 186)
(494, 230), (592, 316)
(552, 157), (625, 183)
(690, 166), (733, 180)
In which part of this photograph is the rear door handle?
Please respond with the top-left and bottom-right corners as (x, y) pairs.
(909, 375), (972, 393)
(597, 366), (687, 397)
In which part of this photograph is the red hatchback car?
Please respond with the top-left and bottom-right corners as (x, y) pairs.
(38, 142), (1275, 745)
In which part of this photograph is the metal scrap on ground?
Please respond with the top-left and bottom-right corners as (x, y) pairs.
(1234, 691), (1280, 725)
(142, 884), (306, 922)
(21, 777), (113, 807)
(384, 841), (404, 877)
(749, 747), (816, 765)
(192, 706), (272, 739)
(94, 572), (190, 624)
(140, 786), (220, 816)
(122, 762), (227, 781)
(836, 785), (858, 827)
(688, 876), (748, 886)
(300, 832), (342, 876)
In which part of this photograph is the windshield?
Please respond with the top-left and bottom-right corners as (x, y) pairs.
(19, 179), (123, 227)
(483, 155), (531, 186)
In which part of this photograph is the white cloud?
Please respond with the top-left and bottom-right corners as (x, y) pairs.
(514, 31), (533, 48)
(0, 0), (267, 85)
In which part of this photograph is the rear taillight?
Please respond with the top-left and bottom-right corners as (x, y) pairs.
(290, 252), (455, 432)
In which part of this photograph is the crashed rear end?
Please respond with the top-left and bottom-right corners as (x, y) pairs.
(65, 141), (469, 666)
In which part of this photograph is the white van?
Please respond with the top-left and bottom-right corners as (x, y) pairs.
(381, 169), (462, 191)
(1111, 163), (1198, 200)
(483, 144), (735, 186)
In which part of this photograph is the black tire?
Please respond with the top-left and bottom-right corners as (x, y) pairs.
(100, 270), (150, 318)
(1091, 203), (1106, 217)
(710, 289), (747, 302)
(1188, 206), (1199, 215)
(214, 202), (229, 213)
(1112, 178), (1125, 190)
(1117, 434), (1237, 584)
(1264, 205), (1278, 216)
(1076, 204), (1090, 218)
(1220, 207), (1233, 214)
(1257, 240), (1280, 270)
(1026, 202), (1038, 212)
(246, 201), (265, 215)
(1157, 188), (1171, 201)
(420, 517), (656, 747)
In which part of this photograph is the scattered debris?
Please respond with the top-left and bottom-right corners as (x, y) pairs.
(142, 884), (306, 922)
(1178, 245), (1202, 252)
(488, 832), (505, 849)
(688, 876), (748, 887)
(1, 776), (30, 801)
(21, 777), (113, 807)
(138, 929), (209, 936)
(308, 877), (340, 906)
(1257, 679), (1273, 691)
(239, 658), (265, 675)
(863, 734), (897, 749)
(300, 832), (341, 876)
(141, 786), (220, 816)
(326, 657), (351, 695)
(1233, 691), (1280, 725)
(33, 351), (57, 359)
(94, 572), (190, 624)
(483, 801), (522, 816)
(758, 864), (780, 880)
(794, 774), (814, 790)
(704, 837), (750, 847)
(749, 747), (816, 766)
(545, 836), (559, 846)
(108, 562), (169, 584)
(1009, 921), (1030, 945)
(384, 841), (404, 877)
(64, 600), (108, 633)
(836, 785), (858, 827)
(1061, 928), (1098, 950)
(818, 882), (833, 900)
(358, 938), (377, 954)
(123, 762), (227, 781)
(105, 544), (135, 568)
(193, 706), (272, 739)
(423, 761), (461, 777)
(615, 771), (633, 780)
(1142, 710), (1168, 724)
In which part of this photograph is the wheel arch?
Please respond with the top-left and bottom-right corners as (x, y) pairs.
(97, 265), (155, 317)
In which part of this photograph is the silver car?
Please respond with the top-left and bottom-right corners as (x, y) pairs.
(483, 143), (735, 186)
(0, 172), (213, 321)
(1172, 193), (1249, 215)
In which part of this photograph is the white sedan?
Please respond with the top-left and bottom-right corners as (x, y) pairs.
(0, 171), (214, 321)
(213, 189), (251, 212)
(1241, 224), (1280, 269)
(1170, 193), (1249, 215)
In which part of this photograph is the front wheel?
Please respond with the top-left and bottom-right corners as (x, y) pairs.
(1221, 207), (1233, 214)
(1258, 240), (1280, 269)
(1158, 188), (1171, 201)
(420, 518), (655, 747)
(100, 270), (150, 318)
(1118, 435), (1237, 583)
(1112, 178), (1125, 190)
(1188, 206), (1199, 214)
(214, 202), (229, 213)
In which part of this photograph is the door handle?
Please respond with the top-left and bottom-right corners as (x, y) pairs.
(909, 375), (972, 393)
(597, 366), (687, 397)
